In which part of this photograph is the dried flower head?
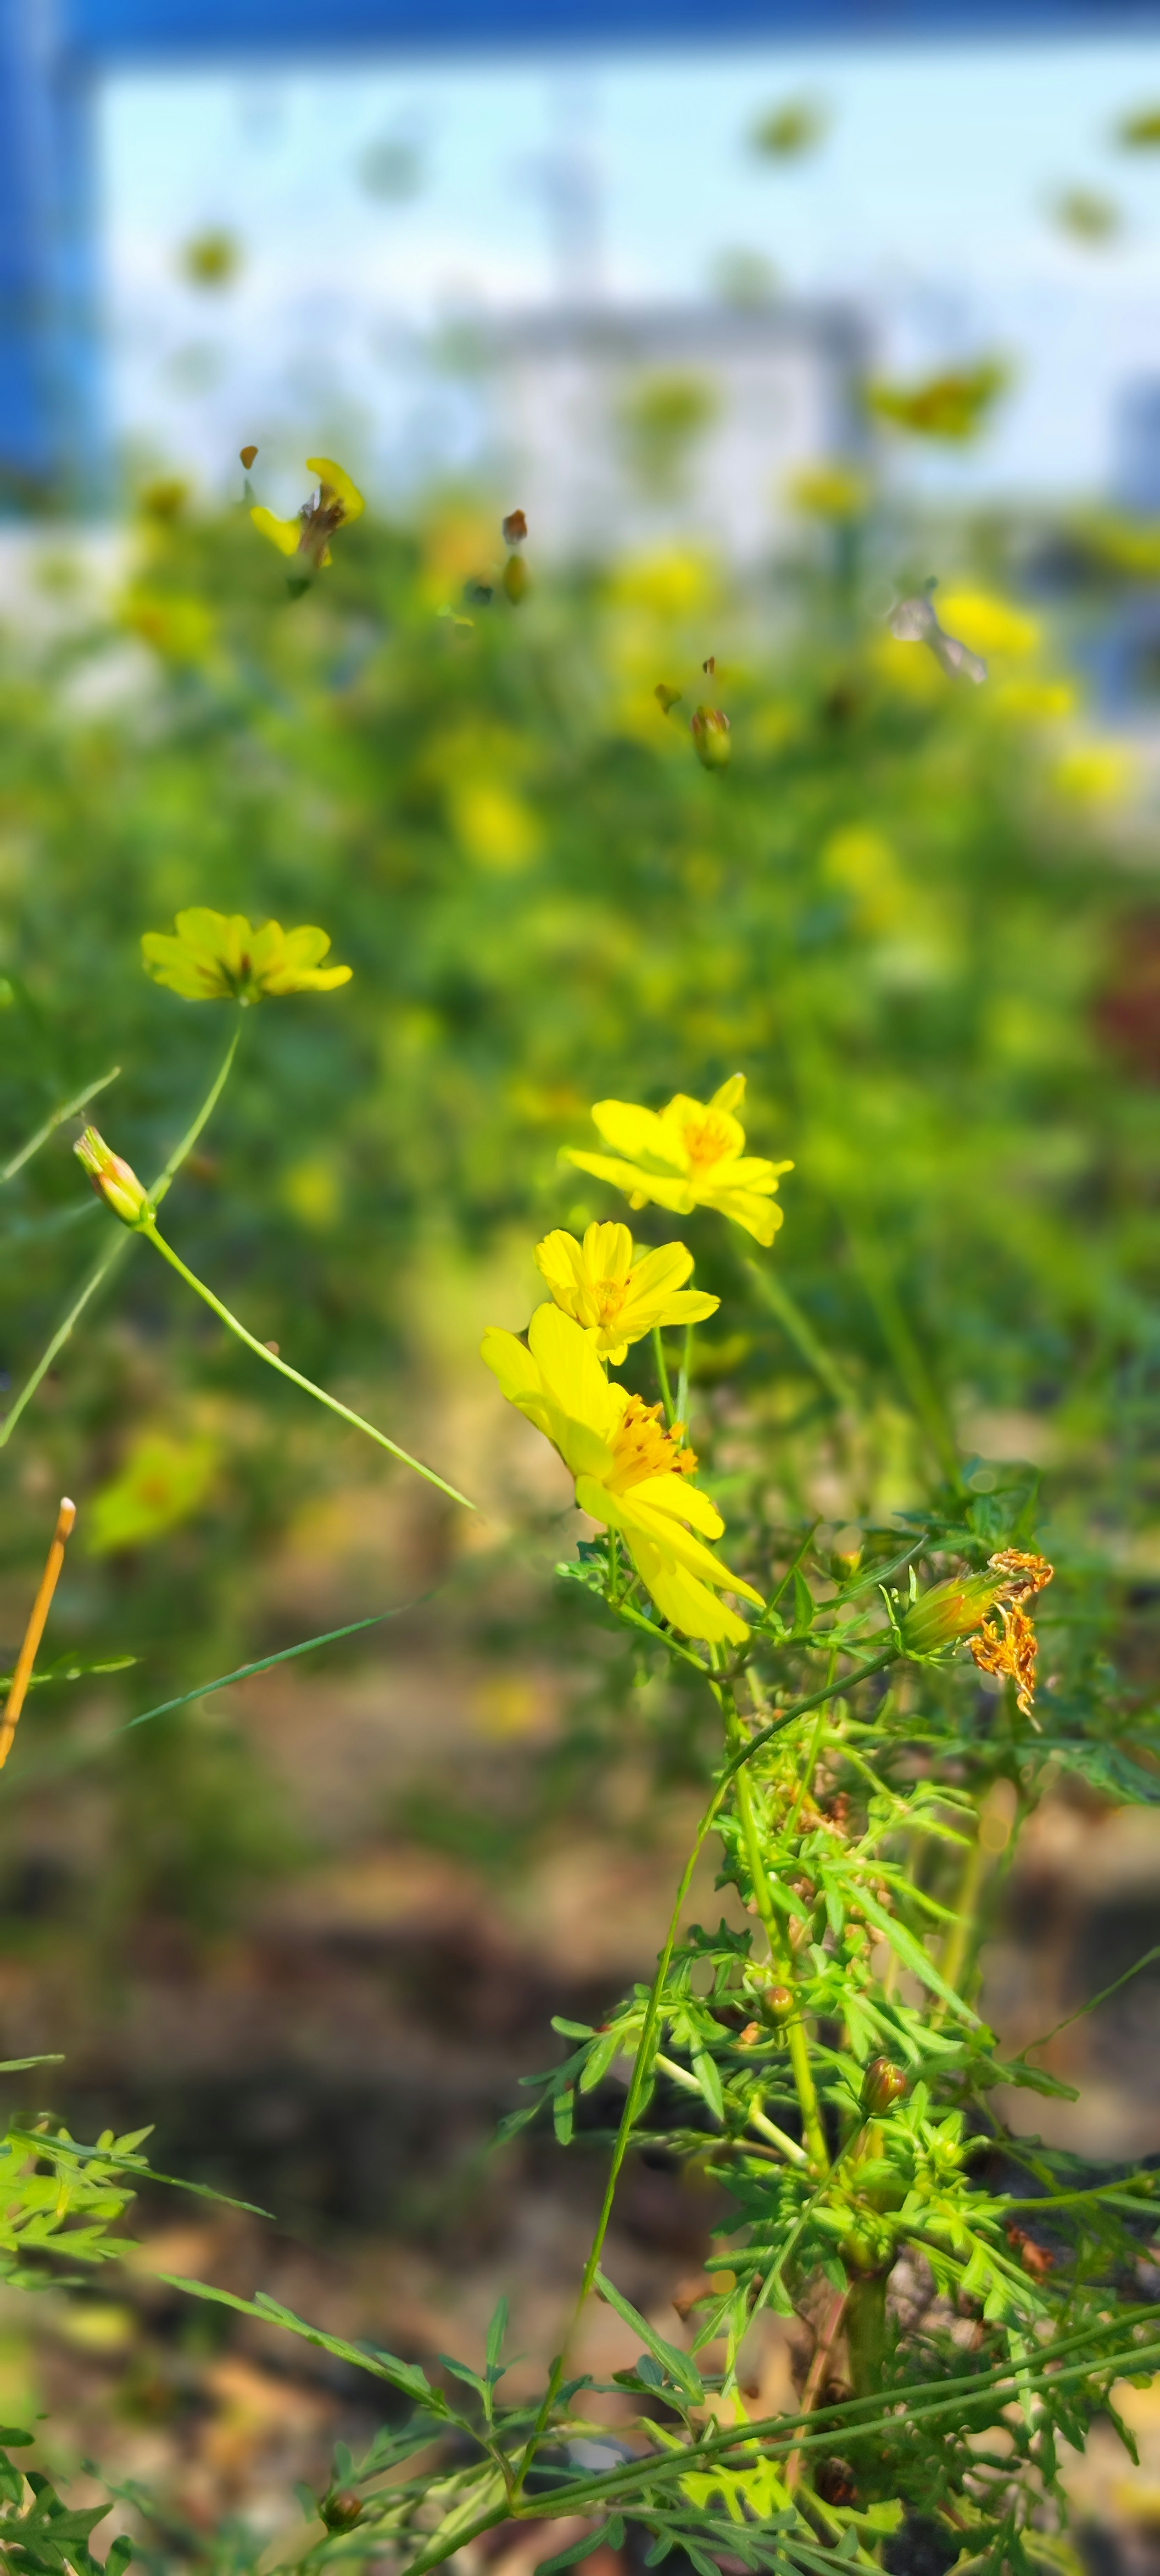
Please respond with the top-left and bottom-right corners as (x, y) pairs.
(502, 509), (527, 547)
(968, 1550), (1054, 1718)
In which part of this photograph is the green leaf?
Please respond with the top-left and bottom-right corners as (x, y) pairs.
(594, 2268), (703, 2402)
(792, 1570), (815, 1639)
(159, 2277), (438, 2406)
(856, 1885), (981, 2027)
(486, 2296), (509, 2376)
(691, 2050), (724, 2121)
(554, 2088), (575, 2145)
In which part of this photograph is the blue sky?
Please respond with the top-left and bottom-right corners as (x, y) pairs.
(101, 35), (1160, 506)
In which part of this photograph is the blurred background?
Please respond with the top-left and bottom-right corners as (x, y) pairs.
(3, 6), (1160, 2568)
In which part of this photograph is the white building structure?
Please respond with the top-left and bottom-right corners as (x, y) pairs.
(479, 298), (870, 564)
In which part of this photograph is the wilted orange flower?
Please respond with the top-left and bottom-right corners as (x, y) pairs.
(968, 1549), (1053, 1718)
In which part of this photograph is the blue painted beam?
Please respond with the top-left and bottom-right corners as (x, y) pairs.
(58, 0), (1160, 56)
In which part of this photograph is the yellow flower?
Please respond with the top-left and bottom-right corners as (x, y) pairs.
(482, 1305), (761, 1645)
(563, 1075), (791, 1247)
(142, 908), (352, 1002)
(534, 1221), (719, 1364)
(251, 457), (365, 587)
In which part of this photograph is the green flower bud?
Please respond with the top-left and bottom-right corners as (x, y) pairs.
(502, 552), (528, 604)
(861, 2056), (907, 2116)
(321, 2493), (364, 2533)
(74, 1128), (149, 1227)
(691, 705), (731, 770)
(761, 1984), (795, 2025)
(901, 1570), (1001, 1656)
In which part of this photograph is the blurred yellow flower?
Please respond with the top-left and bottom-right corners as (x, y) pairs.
(789, 461), (871, 519)
(534, 1221), (719, 1364)
(88, 1432), (218, 1555)
(482, 1304), (761, 1644)
(142, 908), (352, 1002)
(251, 457), (364, 586)
(121, 589), (216, 664)
(1053, 741), (1138, 805)
(935, 591), (1040, 661)
(451, 780), (540, 871)
(993, 677), (1077, 723)
(564, 1075), (791, 1247)
(822, 825), (906, 934)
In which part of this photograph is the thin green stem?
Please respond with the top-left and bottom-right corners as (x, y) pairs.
(0, 1235), (128, 1449)
(676, 1319), (693, 1426)
(652, 1324), (675, 1426)
(0, 1024), (243, 1450)
(745, 1261), (856, 1412)
(142, 1219), (478, 1514)
(147, 1021), (242, 1211)
(2, 1065), (121, 1183)
(843, 1222), (960, 1487)
(716, 1659), (829, 2173)
(515, 1651), (894, 2494)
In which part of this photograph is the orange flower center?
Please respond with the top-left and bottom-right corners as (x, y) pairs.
(592, 1277), (629, 1328)
(608, 1395), (697, 1491)
(681, 1113), (734, 1170)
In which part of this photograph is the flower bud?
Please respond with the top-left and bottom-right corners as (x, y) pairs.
(502, 552), (528, 604)
(760, 1984), (795, 2026)
(691, 705), (731, 770)
(502, 508), (527, 547)
(74, 1128), (149, 1227)
(861, 2056), (907, 2116)
(321, 2492), (363, 2533)
(901, 1570), (1001, 1657)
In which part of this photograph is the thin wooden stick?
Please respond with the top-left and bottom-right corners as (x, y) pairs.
(0, 1500), (76, 1773)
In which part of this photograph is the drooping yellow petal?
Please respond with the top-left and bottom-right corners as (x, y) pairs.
(250, 505), (303, 558)
(563, 1149), (696, 1214)
(631, 1540), (752, 1646)
(707, 1187), (785, 1246)
(307, 458), (365, 522)
(589, 1100), (688, 1173)
(527, 1304), (622, 1445)
(627, 1472), (725, 1541)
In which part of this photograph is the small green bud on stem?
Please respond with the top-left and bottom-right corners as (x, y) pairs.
(321, 2493), (363, 2532)
(901, 1569), (1001, 1656)
(74, 1127), (149, 1227)
(861, 2056), (907, 2116)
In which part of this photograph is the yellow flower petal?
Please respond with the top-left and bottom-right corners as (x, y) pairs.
(250, 506), (302, 558)
(590, 1099), (687, 1173)
(307, 457), (365, 522)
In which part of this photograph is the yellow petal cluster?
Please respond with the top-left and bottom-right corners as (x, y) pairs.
(142, 909), (352, 1002)
(564, 1074), (791, 1246)
(534, 1220), (719, 1364)
(251, 457), (365, 581)
(482, 1305), (761, 1647)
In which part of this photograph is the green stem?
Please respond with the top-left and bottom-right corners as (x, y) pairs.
(676, 1319), (693, 1425)
(147, 1022), (242, 1212)
(745, 1261), (856, 1412)
(735, 1765), (829, 2171)
(718, 1663), (829, 2174)
(515, 1653), (895, 2493)
(0, 1235), (128, 1450)
(652, 1324), (675, 1426)
(0, 1024), (243, 1450)
(2, 1065), (121, 1184)
(141, 1219), (477, 1514)
(845, 2272), (888, 2399)
(844, 1223), (960, 1487)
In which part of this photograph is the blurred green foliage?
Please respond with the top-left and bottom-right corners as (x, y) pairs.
(0, 488), (1155, 1953)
